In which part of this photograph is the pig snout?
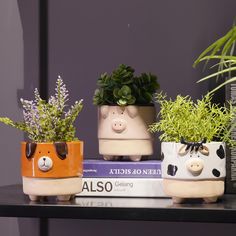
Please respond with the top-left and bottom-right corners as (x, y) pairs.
(112, 118), (127, 133)
(186, 158), (204, 176)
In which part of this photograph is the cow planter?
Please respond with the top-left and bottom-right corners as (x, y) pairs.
(98, 105), (156, 161)
(161, 141), (225, 203)
(21, 141), (83, 201)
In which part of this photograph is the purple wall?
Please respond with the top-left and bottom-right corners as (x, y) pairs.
(49, 0), (236, 159)
(0, 0), (39, 235)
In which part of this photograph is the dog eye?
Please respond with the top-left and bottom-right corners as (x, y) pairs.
(39, 151), (41, 154)
(48, 151), (50, 154)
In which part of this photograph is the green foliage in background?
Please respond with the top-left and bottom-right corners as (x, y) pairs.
(93, 64), (159, 106)
(0, 77), (83, 142)
(149, 93), (236, 145)
(193, 22), (236, 93)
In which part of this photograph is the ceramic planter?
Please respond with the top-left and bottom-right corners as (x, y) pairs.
(21, 141), (83, 201)
(98, 105), (156, 161)
(161, 142), (226, 203)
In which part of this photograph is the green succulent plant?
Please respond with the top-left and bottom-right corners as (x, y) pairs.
(93, 64), (159, 106)
(193, 22), (236, 93)
(149, 92), (236, 146)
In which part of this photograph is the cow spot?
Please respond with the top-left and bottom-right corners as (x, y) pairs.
(167, 164), (178, 176)
(216, 145), (225, 159)
(161, 152), (165, 161)
(212, 168), (221, 177)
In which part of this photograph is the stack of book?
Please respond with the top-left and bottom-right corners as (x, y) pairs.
(76, 159), (165, 197)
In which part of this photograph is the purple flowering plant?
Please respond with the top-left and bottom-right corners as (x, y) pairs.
(0, 76), (83, 142)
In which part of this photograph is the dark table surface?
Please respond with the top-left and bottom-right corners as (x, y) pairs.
(1, 184), (236, 223)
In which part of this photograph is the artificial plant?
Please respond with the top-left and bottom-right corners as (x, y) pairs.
(149, 93), (236, 145)
(0, 76), (83, 142)
(93, 64), (159, 106)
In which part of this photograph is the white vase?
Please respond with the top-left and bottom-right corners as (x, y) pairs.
(161, 141), (226, 203)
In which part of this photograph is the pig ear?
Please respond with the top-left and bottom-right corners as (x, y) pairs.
(116, 106), (125, 114)
(54, 142), (68, 160)
(100, 105), (109, 119)
(26, 142), (37, 159)
(126, 106), (138, 118)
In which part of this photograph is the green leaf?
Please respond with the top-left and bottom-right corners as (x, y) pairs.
(127, 96), (136, 105)
(197, 66), (236, 83)
(208, 76), (236, 94)
(193, 23), (236, 92)
(120, 85), (131, 95)
(93, 64), (159, 105)
(117, 99), (127, 106)
(193, 27), (236, 67)
(113, 88), (120, 98)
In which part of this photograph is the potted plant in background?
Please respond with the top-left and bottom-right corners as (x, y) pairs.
(193, 23), (236, 92)
(93, 64), (159, 161)
(149, 93), (236, 203)
(193, 20), (236, 195)
(0, 76), (84, 201)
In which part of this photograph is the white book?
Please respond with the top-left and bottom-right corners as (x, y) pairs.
(76, 178), (167, 197)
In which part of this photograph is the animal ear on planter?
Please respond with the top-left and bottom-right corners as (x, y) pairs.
(199, 146), (209, 156)
(126, 106), (138, 118)
(100, 105), (109, 119)
(25, 142), (37, 159)
(178, 145), (189, 156)
(54, 142), (68, 160)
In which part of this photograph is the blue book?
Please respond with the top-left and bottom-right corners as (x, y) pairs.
(83, 159), (162, 178)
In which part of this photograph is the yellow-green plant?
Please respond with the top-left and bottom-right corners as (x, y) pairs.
(0, 76), (83, 142)
(149, 93), (236, 145)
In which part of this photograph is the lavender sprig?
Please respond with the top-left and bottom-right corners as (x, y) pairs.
(0, 76), (83, 142)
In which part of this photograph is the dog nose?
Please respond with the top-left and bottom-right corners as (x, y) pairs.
(38, 156), (53, 172)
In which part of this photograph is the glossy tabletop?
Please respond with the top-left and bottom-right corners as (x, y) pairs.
(0, 184), (236, 223)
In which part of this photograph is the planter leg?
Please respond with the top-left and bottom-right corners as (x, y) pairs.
(103, 155), (120, 161)
(29, 195), (40, 201)
(172, 197), (184, 204)
(203, 197), (218, 203)
(129, 155), (142, 161)
(57, 195), (72, 201)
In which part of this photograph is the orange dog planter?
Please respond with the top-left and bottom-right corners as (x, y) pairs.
(0, 77), (84, 201)
(21, 141), (83, 201)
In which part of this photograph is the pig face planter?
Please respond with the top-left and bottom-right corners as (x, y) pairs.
(98, 105), (156, 161)
(161, 141), (226, 203)
(21, 141), (83, 201)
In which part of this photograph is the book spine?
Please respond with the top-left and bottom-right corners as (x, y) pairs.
(83, 161), (162, 178)
(225, 83), (236, 193)
(76, 178), (166, 197)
